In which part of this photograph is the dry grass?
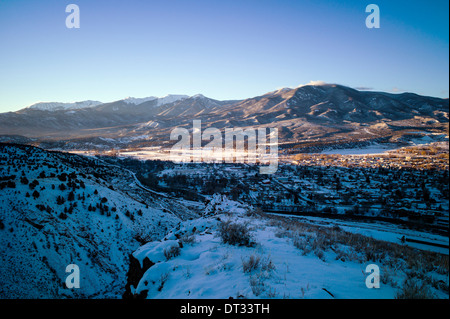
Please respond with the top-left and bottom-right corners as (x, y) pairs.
(242, 254), (275, 273)
(218, 220), (254, 247)
(259, 212), (449, 297)
(395, 276), (436, 299)
(163, 244), (181, 261)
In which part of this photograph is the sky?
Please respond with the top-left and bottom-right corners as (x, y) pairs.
(0, 0), (448, 112)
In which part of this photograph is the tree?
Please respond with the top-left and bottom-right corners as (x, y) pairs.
(32, 190), (40, 199)
(20, 176), (29, 185)
(57, 196), (65, 205)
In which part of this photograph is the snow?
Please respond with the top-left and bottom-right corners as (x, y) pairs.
(320, 143), (398, 155)
(129, 197), (448, 299)
(123, 94), (189, 106)
(26, 100), (103, 111)
(157, 94), (190, 105)
(123, 96), (158, 105)
(270, 214), (449, 255)
(131, 212), (396, 299)
(24, 94), (191, 112)
(1, 145), (448, 299)
(0, 144), (181, 298)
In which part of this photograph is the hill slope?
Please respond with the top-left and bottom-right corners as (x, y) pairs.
(0, 144), (197, 298)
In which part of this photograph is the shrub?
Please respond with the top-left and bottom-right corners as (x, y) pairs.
(242, 254), (261, 273)
(249, 275), (265, 297)
(293, 234), (311, 255)
(58, 212), (68, 220)
(395, 277), (436, 299)
(242, 254), (275, 273)
(163, 244), (181, 260)
(32, 190), (40, 199)
(158, 272), (170, 291)
(180, 233), (196, 245)
(218, 220), (253, 247)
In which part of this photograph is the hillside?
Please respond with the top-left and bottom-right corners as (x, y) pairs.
(0, 84), (447, 153)
(0, 144), (448, 299)
(124, 196), (449, 299)
(0, 143), (198, 298)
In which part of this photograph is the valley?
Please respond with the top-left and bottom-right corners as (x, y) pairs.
(0, 84), (448, 299)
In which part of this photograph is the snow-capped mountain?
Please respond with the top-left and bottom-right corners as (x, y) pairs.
(122, 96), (158, 105)
(0, 84), (447, 152)
(122, 94), (189, 106)
(24, 95), (191, 112)
(27, 100), (103, 111)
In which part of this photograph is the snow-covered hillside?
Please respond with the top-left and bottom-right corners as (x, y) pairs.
(0, 144), (186, 298)
(125, 196), (449, 299)
(1, 144), (448, 299)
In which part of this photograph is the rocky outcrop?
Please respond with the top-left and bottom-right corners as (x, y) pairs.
(122, 254), (154, 299)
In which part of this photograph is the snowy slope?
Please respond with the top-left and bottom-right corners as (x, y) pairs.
(126, 196), (449, 299)
(122, 94), (189, 106)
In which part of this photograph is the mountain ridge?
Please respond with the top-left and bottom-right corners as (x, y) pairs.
(1, 83), (448, 152)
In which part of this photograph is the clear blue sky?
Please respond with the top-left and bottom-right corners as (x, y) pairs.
(0, 0), (448, 112)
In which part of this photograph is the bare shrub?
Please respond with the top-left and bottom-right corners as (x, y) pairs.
(293, 234), (311, 255)
(242, 254), (275, 273)
(157, 272), (170, 291)
(163, 244), (181, 260)
(314, 248), (326, 262)
(242, 254), (261, 273)
(395, 276), (436, 299)
(434, 255), (449, 275)
(180, 233), (196, 245)
(218, 220), (253, 247)
(249, 275), (265, 297)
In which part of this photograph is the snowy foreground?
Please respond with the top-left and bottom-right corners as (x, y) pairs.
(1, 144), (448, 299)
(128, 196), (449, 299)
(0, 144), (182, 298)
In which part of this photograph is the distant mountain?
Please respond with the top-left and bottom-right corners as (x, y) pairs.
(122, 94), (189, 106)
(216, 84), (448, 123)
(0, 83), (448, 151)
(25, 100), (103, 111)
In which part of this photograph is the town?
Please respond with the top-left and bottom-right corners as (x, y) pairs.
(99, 142), (449, 237)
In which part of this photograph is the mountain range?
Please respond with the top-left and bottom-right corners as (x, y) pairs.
(0, 83), (448, 152)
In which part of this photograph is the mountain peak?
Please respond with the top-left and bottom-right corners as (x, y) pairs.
(191, 94), (207, 99)
(123, 96), (158, 105)
(26, 100), (103, 111)
(122, 94), (189, 106)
